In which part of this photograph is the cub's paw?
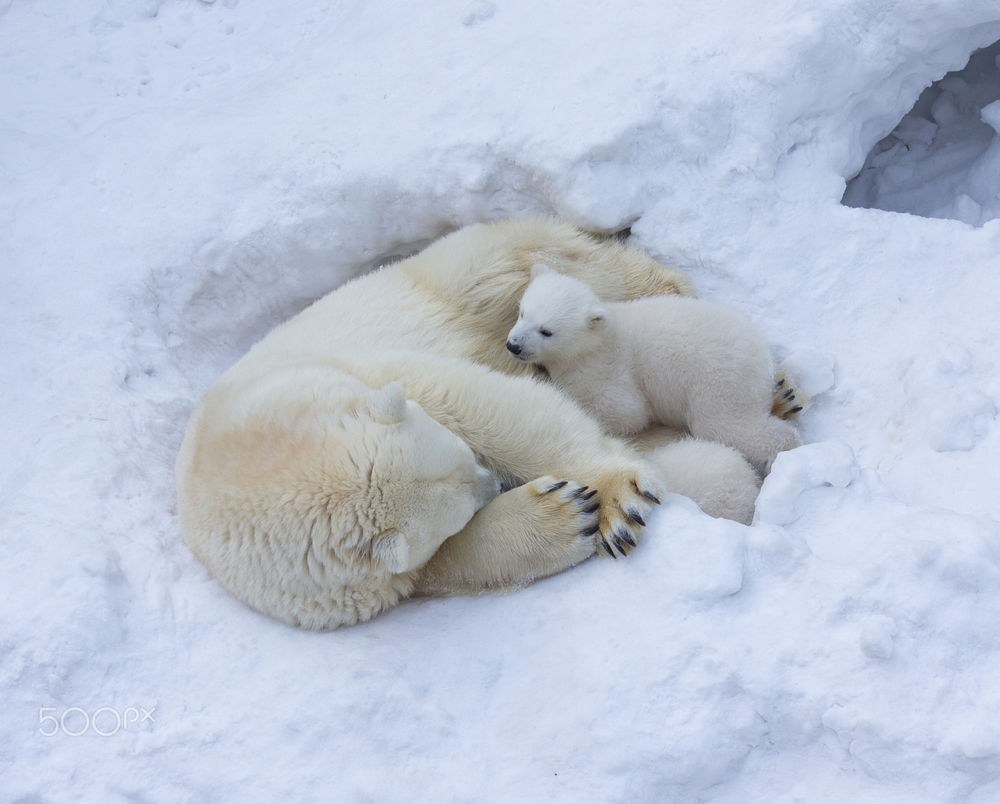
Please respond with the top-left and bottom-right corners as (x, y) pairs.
(590, 462), (666, 558)
(526, 477), (602, 560)
(771, 370), (809, 420)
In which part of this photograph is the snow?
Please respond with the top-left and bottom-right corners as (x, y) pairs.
(3, 0), (1000, 801)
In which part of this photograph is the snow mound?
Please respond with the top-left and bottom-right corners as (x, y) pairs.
(844, 39), (1000, 226)
(753, 441), (860, 527)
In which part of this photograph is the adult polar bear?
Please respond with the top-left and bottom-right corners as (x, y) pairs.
(177, 218), (759, 630)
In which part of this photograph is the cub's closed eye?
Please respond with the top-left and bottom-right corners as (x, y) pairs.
(539, 328), (552, 337)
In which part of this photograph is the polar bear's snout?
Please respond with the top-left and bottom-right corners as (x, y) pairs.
(505, 328), (535, 361)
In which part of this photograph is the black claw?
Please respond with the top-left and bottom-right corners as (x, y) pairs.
(544, 480), (568, 493)
(641, 490), (662, 505)
(580, 489), (598, 501)
(568, 485), (589, 499)
(580, 524), (601, 539)
(601, 538), (617, 558)
(626, 508), (645, 527)
(613, 535), (629, 554)
(789, 405), (803, 415)
(581, 502), (600, 515)
(775, 377), (785, 388)
(616, 527), (637, 547)
(783, 388), (794, 400)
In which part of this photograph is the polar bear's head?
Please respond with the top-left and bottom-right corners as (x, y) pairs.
(506, 263), (608, 365)
(356, 382), (501, 574)
(179, 374), (500, 629)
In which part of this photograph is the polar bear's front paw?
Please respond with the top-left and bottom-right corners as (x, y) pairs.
(527, 477), (602, 549)
(591, 463), (666, 559)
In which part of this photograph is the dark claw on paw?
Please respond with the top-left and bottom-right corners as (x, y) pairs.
(580, 524), (600, 539)
(775, 377), (785, 388)
(544, 480), (568, 493)
(569, 485), (589, 499)
(626, 508), (645, 527)
(641, 490), (662, 505)
(581, 501), (600, 515)
(601, 539), (617, 558)
(580, 489), (598, 501)
(616, 527), (637, 547)
(613, 535), (628, 554)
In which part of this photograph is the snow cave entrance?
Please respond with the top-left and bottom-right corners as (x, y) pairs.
(843, 39), (1000, 227)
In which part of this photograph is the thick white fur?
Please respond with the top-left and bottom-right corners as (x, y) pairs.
(177, 218), (761, 630)
(508, 264), (801, 474)
(178, 374), (501, 627)
(627, 427), (761, 525)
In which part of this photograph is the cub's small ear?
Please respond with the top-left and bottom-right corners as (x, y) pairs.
(588, 305), (608, 329)
(373, 529), (410, 574)
(367, 381), (407, 424)
(530, 262), (553, 279)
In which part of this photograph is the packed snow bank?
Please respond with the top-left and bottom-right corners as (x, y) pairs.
(844, 39), (1000, 226)
(4, 1), (1000, 802)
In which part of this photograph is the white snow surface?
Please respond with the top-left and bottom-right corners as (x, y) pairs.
(4, 1), (1000, 801)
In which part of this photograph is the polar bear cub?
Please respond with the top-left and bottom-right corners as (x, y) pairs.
(506, 264), (800, 474)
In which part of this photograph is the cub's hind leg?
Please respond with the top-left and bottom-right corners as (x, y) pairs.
(691, 411), (801, 476)
(771, 369), (809, 420)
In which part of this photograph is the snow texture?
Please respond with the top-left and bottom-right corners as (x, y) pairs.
(3, 1), (1000, 801)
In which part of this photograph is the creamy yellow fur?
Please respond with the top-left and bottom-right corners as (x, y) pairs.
(177, 218), (703, 629)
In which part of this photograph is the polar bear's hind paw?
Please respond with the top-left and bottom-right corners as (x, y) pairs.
(772, 371), (809, 420)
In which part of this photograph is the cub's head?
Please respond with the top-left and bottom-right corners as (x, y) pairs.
(359, 382), (500, 575)
(506, 263), (607, 364)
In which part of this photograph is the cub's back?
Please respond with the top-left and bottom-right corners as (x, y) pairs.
(615, 295), (773, 418)
(617, 295), (766, 369)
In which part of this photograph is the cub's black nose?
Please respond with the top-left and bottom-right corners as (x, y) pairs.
(506, 341), (521, 355)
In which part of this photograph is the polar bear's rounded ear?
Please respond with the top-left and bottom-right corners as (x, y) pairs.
(588, 305), (608, 329)
(530, 262), (553, 279)
(373, 529), (410, 573)
(367, 381), (407, 424)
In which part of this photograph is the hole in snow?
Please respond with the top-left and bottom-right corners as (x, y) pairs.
(843, 39), (1000, 227)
